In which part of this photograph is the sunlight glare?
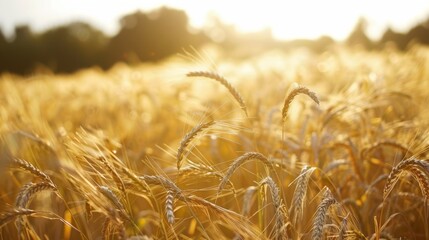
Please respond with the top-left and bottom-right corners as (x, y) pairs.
(171, 0), (429, 40)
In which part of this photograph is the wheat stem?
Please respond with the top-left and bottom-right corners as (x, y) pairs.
(187, 71), (248, 116)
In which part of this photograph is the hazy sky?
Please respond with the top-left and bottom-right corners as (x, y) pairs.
(1, 0), (429, 41)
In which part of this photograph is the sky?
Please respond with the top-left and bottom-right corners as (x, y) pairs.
(1, 0), (429, 41)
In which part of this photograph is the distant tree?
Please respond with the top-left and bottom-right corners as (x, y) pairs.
(0, 28), (8, 72)
(106, 7), (207, 66)
(379, 27), (408, 50)
(40, 22), (108, 72)
(346, 18), (374, 49)
(6, 25), (42, 74)
(407, 24), (429, 45)
(0, 28), (6, 44)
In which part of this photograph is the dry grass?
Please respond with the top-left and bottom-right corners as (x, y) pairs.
(1, 45), (429, 239)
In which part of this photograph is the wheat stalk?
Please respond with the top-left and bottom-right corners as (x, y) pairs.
(179, 164), (237, 194)
(409, 166), (429, 197)
(98, 156), (126, 195)
(187, 71), (248, 116)
(289, 166), (316, 228)
(281, 84), (319, 121)
(139, 175), (182, 194)
(120, 166), (151, 193)
(260, 176), (286, 240)
(12, 157), (53, 184)
(165, 190), (175, 224)
(312, 187), (337, 240)
(0, 209), (36, 228)
(338, 217), (348, 240)
(383, 157), (429, 199)
(329, 141), (363, 181)
(383, 158), (429, 199)
(177, 121), (215, 171)
(218, 152), (273, 194)
(15, 182), (56, 235)
(241, 186), (258, 216)
(102, 208), (126, 240)
(99, 186), (125, 211)
(15, 182), (56, 209)
(361, 140), (412, 161)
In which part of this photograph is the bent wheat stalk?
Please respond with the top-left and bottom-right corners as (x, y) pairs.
(139, 175), (182, 194)
(281, 84), (319, 121)
(289, 166), (316, 228)
(15, 182), (56, 236)
(12, 158), (53, 184)
(218, 152), (273, 194)
(99, 186), (125, 212)
(260, 176), (286, 240)
(312, 187), (337, 240)
(15, 182), (56, 209)
(0, 209), (36, 228)
(187, 71), (248, 116)
(383, 158), (429, 199)
(177, 121), (215, 171)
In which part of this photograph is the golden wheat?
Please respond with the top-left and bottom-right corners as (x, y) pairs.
(260, 176), (286, 240)
(165, 190), (175, 224)
(12, 157), (53, 184)
(281, 84), (319, 121)
(383, 158), (429, 199)
(187, 71), (248, 116)
(177, 121), (215, 170)
(289, 166), (316, 228)
(218, 152), (273, 194)
(1, 46), (429, 239)
(312, 187), (337, 240)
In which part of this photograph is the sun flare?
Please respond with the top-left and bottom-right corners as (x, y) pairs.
(168, 0), (429, 40)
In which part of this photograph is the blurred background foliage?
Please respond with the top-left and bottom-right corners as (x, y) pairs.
(1, 6), (429, 75)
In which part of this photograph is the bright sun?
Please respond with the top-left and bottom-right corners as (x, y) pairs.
(169, 1), (358, 40)
(168, 0), (429, 40)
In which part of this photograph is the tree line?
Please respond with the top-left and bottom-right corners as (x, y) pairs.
(1, 7), (429, 75)
(0, 7), (208, 74)
(346, 18), (429, 50)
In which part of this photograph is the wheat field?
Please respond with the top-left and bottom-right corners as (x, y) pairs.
(1, 45), (429, 239)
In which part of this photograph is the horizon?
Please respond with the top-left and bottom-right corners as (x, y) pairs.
(1, 1), (429, 41)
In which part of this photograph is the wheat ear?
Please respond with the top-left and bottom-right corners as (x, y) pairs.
(289, 166), (316, 227)
(0, 209), (36, 228)
(165, 190), (175, 224)
(187, 71), (248, 116)
(15, 182), (56, 209)
(312, 187), (337, 240)
(281, 84), (319, 121)
(98, 157), (126, 195)
(14, 182), (56, 236)
(99, 186), (125, 211)
(102, 208), (126, 240)
(383, 158), (429, 199)
(99, 185), (134, 225)
(241, 186), (258, 216)
(218, 152), (273, 194)
(139, 175), (182, 194)
(12, 157), (52, 183)
(260, 176), (286, 240)
(177, 121), (215, 170)
(409, 166), (429, 197)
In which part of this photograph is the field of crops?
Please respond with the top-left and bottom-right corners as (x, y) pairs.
(1, 45), (429, 239)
